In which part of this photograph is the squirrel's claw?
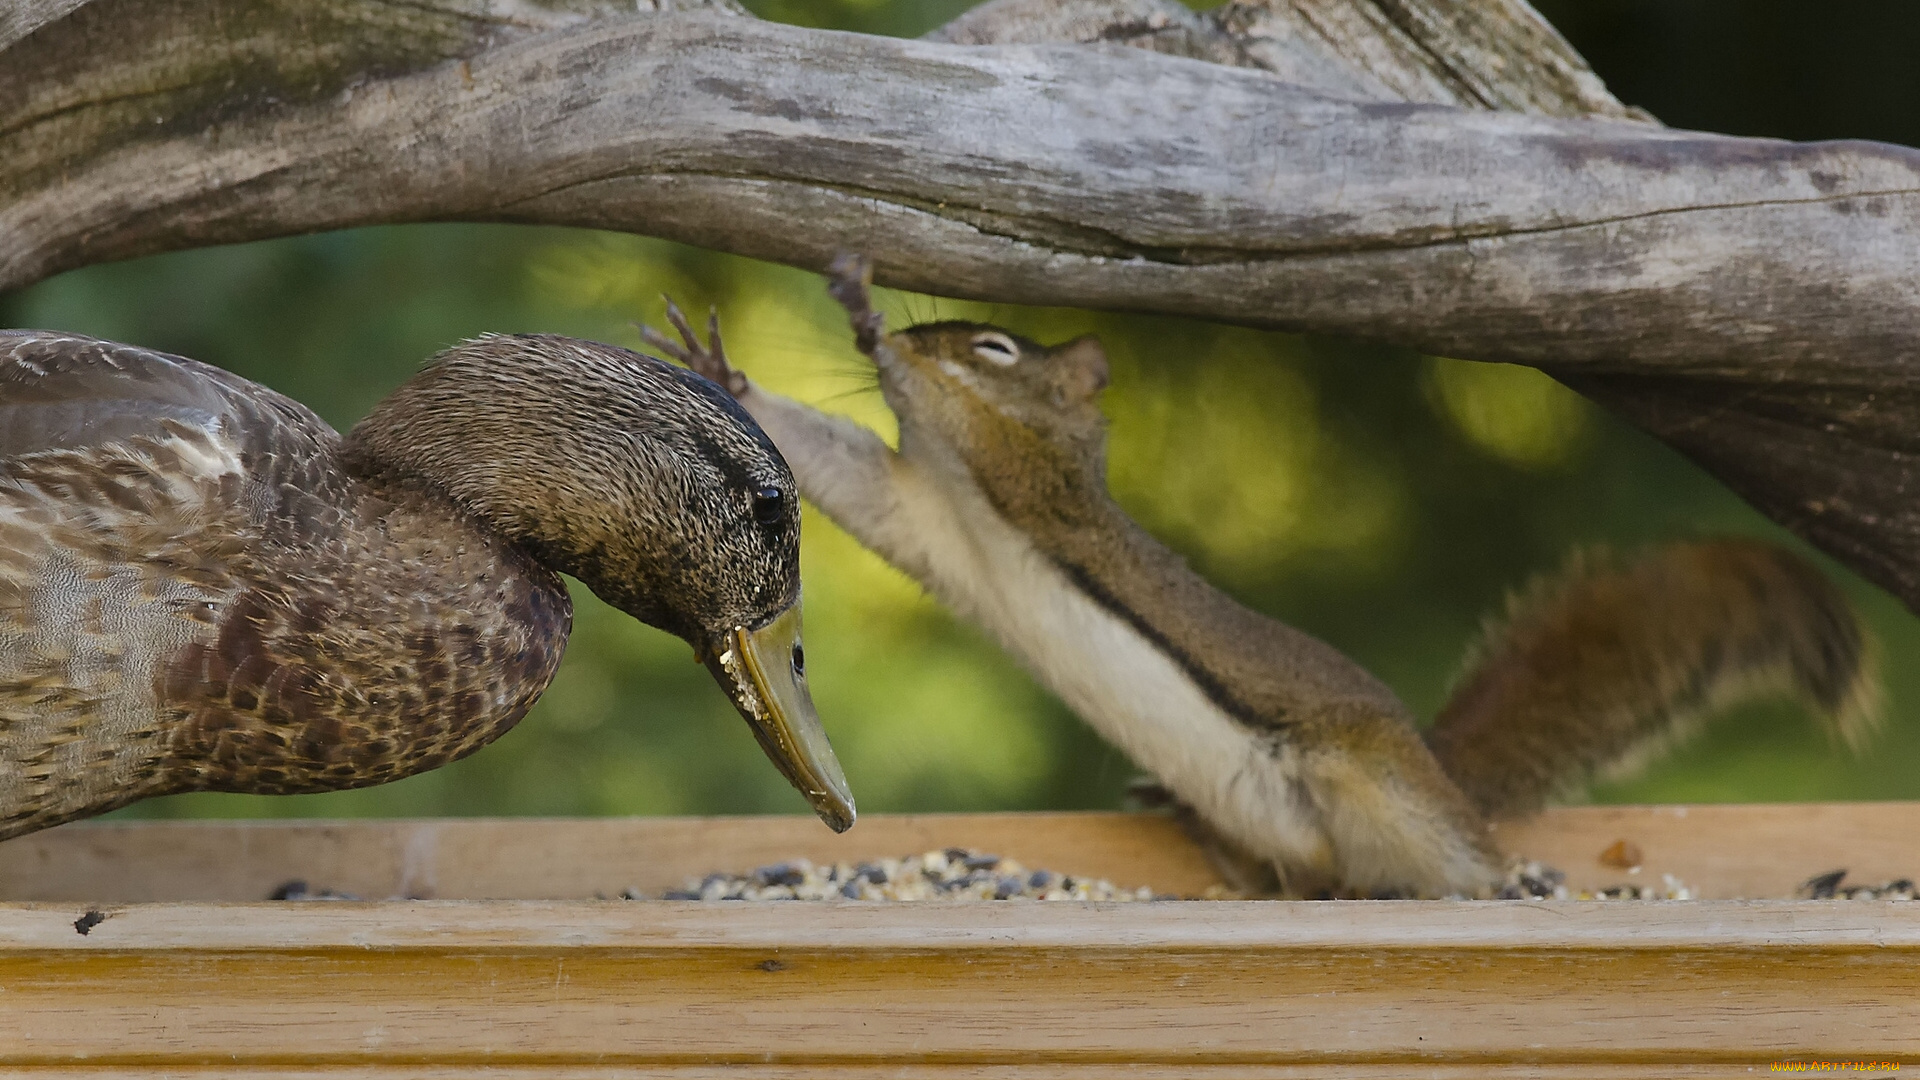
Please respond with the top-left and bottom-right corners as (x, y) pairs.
(639, 297), (747, 397)
(826, 252), (886, 356)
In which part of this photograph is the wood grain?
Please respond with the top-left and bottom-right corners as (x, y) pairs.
(1491, 802), (1920, 900)
(0, 812), (1220, 902)
(0, 1060), (1812, 1068)
(938, 0), (1646, 120)
(5, 804), (1917, 901)
(3, 899), (1919, 1067)
(4, 808), (1917, 1072)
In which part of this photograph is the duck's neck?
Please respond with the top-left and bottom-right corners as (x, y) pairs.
(341, 406), (541, 552)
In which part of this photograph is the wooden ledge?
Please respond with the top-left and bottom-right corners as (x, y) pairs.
(5, 802), (1918, 901)
(3, 900), (1918, 1068)
(3, 805), (1918, 1073)
(6, 894), (1920, 950)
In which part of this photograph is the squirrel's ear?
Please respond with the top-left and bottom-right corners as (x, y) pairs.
(1052, 336), (1109, 401)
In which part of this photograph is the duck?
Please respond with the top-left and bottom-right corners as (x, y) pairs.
(0, 329), (854, 841)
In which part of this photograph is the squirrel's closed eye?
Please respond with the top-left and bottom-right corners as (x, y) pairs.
(971, 332), (1019, 366)
(751, 486), (784, 526)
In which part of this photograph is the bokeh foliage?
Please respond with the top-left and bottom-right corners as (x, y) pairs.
(3, 0), (1917, 825)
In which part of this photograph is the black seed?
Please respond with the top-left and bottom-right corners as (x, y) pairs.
(755, 863), (806, 887)
(1803, 869), (1848, 899)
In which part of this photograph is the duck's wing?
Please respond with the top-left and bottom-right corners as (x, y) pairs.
(0, 330), (341, 840)
(0, 330), (335, 461)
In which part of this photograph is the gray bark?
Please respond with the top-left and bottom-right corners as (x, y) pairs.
(4, 1), (1920, 609)
(936, 0), (1647, 120)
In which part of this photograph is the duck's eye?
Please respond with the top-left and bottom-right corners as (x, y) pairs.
(791, 642), (806, 678)
(751, 486), (784, 527)
(972, 332), (1019, 366)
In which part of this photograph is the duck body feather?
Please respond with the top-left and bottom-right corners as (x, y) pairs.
(0, 331), (571, 839)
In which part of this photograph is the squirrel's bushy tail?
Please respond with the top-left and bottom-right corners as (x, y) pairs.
(1427, 539), (1878, 820)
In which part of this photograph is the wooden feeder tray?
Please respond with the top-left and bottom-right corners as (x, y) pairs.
(3, 803), (1918, 1075)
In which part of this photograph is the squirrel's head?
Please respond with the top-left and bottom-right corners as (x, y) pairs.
(875, 321), (1114, 522)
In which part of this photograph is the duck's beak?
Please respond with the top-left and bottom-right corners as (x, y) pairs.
(704, 602), (856, 832)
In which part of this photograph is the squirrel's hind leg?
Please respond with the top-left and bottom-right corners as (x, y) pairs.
(1296, 719), (1504, 898)
(1130, 777), (1288, 896)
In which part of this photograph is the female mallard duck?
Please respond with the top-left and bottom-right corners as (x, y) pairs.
(0, 329), (854, 841)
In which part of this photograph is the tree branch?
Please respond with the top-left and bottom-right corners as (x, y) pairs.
(936, 0), (1649, 121)
(6, 1), (1920, 608)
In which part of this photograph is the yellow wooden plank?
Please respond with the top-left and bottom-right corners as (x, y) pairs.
(2, 900), (1918, 1066)
(1491, 802), (1920, 898)
(7, 804), (1920, 902)
(0, 1060), (1820, 1068)
(0, 812), (1222, 902)
(10, 894), (1920, 949)
(0, 1060), (1827, 1068)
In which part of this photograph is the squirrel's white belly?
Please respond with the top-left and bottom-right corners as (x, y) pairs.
(886, 462), (1330, 872)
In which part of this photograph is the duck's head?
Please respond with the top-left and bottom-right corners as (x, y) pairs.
(343, 333), (855, 832)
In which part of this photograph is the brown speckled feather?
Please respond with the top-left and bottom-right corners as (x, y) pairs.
(0, 331), (570, 838)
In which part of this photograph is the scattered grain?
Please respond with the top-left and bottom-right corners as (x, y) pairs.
(650, 849), (1160, 901)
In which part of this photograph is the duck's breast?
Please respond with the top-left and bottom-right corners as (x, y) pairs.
(157, 476), (574, 802)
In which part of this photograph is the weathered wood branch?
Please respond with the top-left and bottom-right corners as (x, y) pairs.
(936, 0), (1648, 121)
(5, 1), (1920, 610)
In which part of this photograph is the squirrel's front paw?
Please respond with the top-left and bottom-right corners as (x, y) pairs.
(826, 252), (887, 354)
(639, 297), (747, 397)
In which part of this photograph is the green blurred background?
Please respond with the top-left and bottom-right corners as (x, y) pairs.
(3, 0), (1917, 824)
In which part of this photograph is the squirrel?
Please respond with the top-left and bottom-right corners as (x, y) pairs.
(642, 254), (1880, 898)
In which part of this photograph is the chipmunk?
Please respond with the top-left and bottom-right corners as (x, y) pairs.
(642, 255), (1879, 898)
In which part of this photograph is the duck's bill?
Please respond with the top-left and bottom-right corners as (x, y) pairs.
(704, 603), (856, 833)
